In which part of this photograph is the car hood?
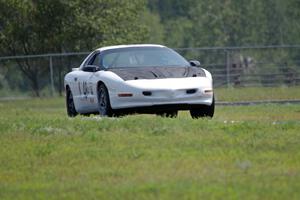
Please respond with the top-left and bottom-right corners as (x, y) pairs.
(108, 66), (206, 81)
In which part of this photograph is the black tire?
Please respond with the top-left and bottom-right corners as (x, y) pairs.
(97, 84), (113, 117)
(66, 88), (78, 117)
(157, 110), (178, 118)
(190, 96), (215, 119)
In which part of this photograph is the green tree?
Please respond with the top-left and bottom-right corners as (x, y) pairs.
(140, 9), (165, 44)
(147, 0), (195, 22)
(0, 0), (148, 96)
(188, 0), (265, 47)
(147, 0), (300, 47)
(286, 0), (300, 44)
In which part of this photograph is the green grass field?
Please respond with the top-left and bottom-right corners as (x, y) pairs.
(0, 88), (300, 199)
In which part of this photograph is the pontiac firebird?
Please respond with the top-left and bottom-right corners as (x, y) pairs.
(64, 44), (214, 118)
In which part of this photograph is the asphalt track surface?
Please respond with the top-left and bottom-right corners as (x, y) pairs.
(1, 97), (300, 106)
(216, 99), (300, 106)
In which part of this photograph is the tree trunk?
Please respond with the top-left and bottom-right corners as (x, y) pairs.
(16, 60), (40, 97)
(31, 75), (40, 97)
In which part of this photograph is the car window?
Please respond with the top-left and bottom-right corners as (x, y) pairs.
(89, 53), (101, 67)
(101, 47), (189, 68)
(81, 52), (98, 70)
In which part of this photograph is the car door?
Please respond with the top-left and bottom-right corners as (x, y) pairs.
(77, 52), (101, 113)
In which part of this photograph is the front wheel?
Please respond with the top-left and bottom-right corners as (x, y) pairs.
(190, 96), (215, 119)
(66, 88), (77, 117)
(97, 84), (113, 117)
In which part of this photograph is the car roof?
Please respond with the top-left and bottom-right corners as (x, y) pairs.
(96, 44), (166, 52)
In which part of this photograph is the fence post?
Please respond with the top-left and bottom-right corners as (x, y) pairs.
(49, 56), (55, 96)
(226, 50), (230, 87)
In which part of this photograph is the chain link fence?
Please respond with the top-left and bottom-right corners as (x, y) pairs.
(176, 45), (300, 88)
(0, 45), (300, 97)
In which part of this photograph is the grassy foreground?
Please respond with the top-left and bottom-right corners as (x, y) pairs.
(0, 98), (300, 200)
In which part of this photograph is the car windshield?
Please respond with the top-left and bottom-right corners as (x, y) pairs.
(101, 47), (190, 68)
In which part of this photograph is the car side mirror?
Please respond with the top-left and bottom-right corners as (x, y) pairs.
(189, 60), (201, 67)
(83, 65), (101, 72)
(72, 68), (79, 71)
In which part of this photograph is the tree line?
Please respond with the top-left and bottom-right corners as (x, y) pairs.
(0, 0), (299, 96)
(147, 0), (300, 47)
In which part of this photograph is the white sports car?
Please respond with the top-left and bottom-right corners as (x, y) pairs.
(64, 44), (214, 118)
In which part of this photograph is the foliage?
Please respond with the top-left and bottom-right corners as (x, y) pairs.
(0, 0), (148, 96)
(140, 9), (165, 44)
(147, 0), (300, 47)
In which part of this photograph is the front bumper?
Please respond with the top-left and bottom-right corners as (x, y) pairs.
(109, 77), (213, 109)
(110, 87), (213, 109)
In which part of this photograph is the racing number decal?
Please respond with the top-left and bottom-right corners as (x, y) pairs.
(78, 81), (93, 98)
(83, 82), (88, 95)
(78, 82), (82, 95)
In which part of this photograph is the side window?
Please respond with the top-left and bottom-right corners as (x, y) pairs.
(81, 52), (98, 69)
(90, 54), (101, 67)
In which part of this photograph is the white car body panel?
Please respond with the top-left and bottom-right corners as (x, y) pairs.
(64, 44), (214, 114)
(109, 77), (213, 109)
